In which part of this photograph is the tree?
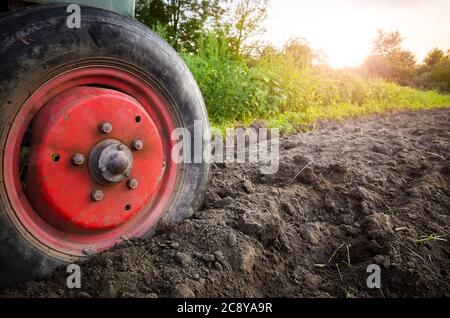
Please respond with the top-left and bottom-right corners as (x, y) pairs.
(136, 0), (169, 29)
(371, 30), (403, 57)
(415, 48), (450, 92)
(136, 0), (271, 57)
(362, 30), (416, 85)
(424, 48), (445, 67)
(136, 0), (228, 52)
(429, 58), (450, 92)
(226, 0), (268, 56)
(282, 38), (313, 69)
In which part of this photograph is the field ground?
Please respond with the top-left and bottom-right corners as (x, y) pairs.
(1, 108), (450, 298)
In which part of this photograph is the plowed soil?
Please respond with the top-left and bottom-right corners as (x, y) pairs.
(2, 108), (450, 298)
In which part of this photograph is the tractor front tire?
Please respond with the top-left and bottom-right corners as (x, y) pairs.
(0, 5), (209, 289)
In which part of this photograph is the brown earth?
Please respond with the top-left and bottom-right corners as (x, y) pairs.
(2, 108), (450, 298)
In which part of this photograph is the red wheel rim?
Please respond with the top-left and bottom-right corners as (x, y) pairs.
(3, 66), (179, 259)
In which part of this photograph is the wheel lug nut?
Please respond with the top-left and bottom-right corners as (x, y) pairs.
(99, 122), (113, 134)
(127, 178), (138, 190)
(132, 139), (144, 151)
(71, 153), (85, 166)
(117, 144), (126, 151)
(91, 190), (104, 201)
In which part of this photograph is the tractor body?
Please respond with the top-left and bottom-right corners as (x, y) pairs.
(5, 0), (136, 17)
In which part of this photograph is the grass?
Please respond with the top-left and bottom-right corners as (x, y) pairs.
(414, 234), (447, 244)
(266, 94), (450, 136)
(182, 35), (450, 135)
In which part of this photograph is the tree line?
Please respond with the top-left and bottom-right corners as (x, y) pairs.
(136, 0), (450, 93)
(362, 30), (450, 92)
(136, 0), (268, 56)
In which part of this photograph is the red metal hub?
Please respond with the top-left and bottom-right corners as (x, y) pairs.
(25, 86), (164, 232)
(3, 66), (179, 258)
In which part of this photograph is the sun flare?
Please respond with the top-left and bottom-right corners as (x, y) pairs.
(265, 0), (450, 68)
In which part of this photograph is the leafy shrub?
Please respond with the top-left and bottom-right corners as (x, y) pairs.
(182, 34), (283, 125)
(181, 33), (450, 132)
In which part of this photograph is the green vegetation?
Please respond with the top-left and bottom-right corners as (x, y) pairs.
(183, 35), (450, 134)
(137, 1), (450, 134)
(362, 30), (450, 93)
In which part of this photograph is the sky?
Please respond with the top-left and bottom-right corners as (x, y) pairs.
(264, 0), (450, 68)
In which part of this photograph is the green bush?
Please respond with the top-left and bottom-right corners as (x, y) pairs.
(182, 34), (283, 126)
(181, 34), (450, 133)
(415, 59), (450, 93)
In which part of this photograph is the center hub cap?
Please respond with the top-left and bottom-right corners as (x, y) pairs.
(25, 86), (165, 232)
(89, 139), (134, 184)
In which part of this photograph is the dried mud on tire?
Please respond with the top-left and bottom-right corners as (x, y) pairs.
(2, 108), (450, 298)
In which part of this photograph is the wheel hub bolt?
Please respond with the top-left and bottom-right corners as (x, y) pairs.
(71, 153), (86, 166)
(91, 190), (104, 201)
(127, 178), (139, 190)
(132, 139), (144, 151)
(99, 122), (113, 134)
(117, 144), (126, 151)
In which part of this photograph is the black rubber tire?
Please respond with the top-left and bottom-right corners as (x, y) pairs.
(0, 3), (7, 15)
(0, 5), (209, 289)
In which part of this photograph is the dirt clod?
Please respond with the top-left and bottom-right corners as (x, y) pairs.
(233, 243), (256, 273)
(202, 254), (216, 263)
(299, 223), (323, 245)
(227, 233), (238, 247)
(172, 284), (195, 298)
